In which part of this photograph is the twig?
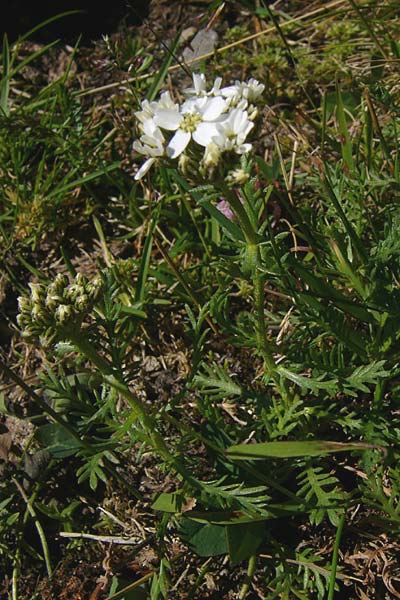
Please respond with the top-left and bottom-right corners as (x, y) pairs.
(59, 531), (155, 548)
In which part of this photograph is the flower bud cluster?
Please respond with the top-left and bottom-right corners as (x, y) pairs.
(133, 73), (265, 180)
(17, 273), (102, 346)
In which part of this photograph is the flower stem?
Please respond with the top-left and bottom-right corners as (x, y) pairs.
(221, 187), (278, 383)
(239, 554), (257, 599)
(221, 185), (256, 245)
(252, 246), (279, 379)
(328, 510), (346, 600)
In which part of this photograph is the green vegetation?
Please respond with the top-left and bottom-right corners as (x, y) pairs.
(1, 1), (400, 598)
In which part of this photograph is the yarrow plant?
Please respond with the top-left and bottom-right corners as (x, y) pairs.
(17, 273), (102, 347)
(133, 73), (265, 181)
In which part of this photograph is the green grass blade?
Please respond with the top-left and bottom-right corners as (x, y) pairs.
(146, 32), (181, 102)
(335, 78), (355, 173)
(4, 40), (60, 83)
(327, 511), (346, 600)
(135, 222), (155, 304)
(0, 35), (10, 116)
(362, 92), (373, 169)
(47, 162), (120, 198)
(320, 170), (368, 264)
(226, 440), (382, 460)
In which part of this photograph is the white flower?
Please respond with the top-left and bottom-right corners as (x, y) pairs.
(221, 78), (265, 108)
(247, 104), (259, 121)
(184, 73), (223, 98)
(133, 120), (166, 180)
(133, 74), (264, 176)
(240, 78), (265, 101)
(135, 99), (154, 125)
(135, 91), (179, 126)
(155, 91), (179, 111)
(154, 95), (227, 158)
(212, 108), (254, 154)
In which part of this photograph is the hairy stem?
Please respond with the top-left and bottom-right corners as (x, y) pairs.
(222, 187), (278, 383)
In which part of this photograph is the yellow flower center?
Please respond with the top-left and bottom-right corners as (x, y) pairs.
(181, 112), (202, 133)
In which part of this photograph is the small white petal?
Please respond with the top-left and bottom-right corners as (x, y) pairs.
(220, 85), (236, 98)
(193, 73), (206, 94)
(211, 77), (223, 95)
(242, 120), (254, 139)
(201, 96), (227, 121)
(156, 91), (178, 110)
(142, 118), (158, 135)
(167, 129), (191, 158)
(135, 100), (154, 123)
(133, 139), (144, 153)
(193, 122), (219, 147)
(135, 158), (155, 180)
(232, 108), (246, 131)
(210, 132), (226, 149)
(154, 109), (183, 131)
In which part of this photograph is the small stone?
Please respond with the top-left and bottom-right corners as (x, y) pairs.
(182, 29), (218, 68)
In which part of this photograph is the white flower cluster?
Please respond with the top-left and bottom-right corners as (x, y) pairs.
(133, 73), (265, 180)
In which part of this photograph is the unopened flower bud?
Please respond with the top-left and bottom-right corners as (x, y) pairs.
(45, 296), (56, 312)
(178, 153), (189, 171)
(16, 313), (27, 328)
(31, 303), (44, 320)
(55, 304), (74, 324)
(216, 199), (236, 221)
(247, 105), (258, 120)
(17, 295), (31, 314)
(203, 142), (221, 169)
(56, 273), (68, 286)
(29, 283), (45, 304)
(66, 284), (83, 302)
(75, 294), (89, 311)
(75, 273), (88, 288)
(87, 277), (102, 300)
(226, 169), (249, 185)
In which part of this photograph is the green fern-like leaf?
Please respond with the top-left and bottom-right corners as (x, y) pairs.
(193, 363), (243, 400)
(199, 478), (270, 517)
(278, 366), (339, 395)
(363, 469), (400, 526)
(342, 360), (389, 396)
(297, 465), (345, 526)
